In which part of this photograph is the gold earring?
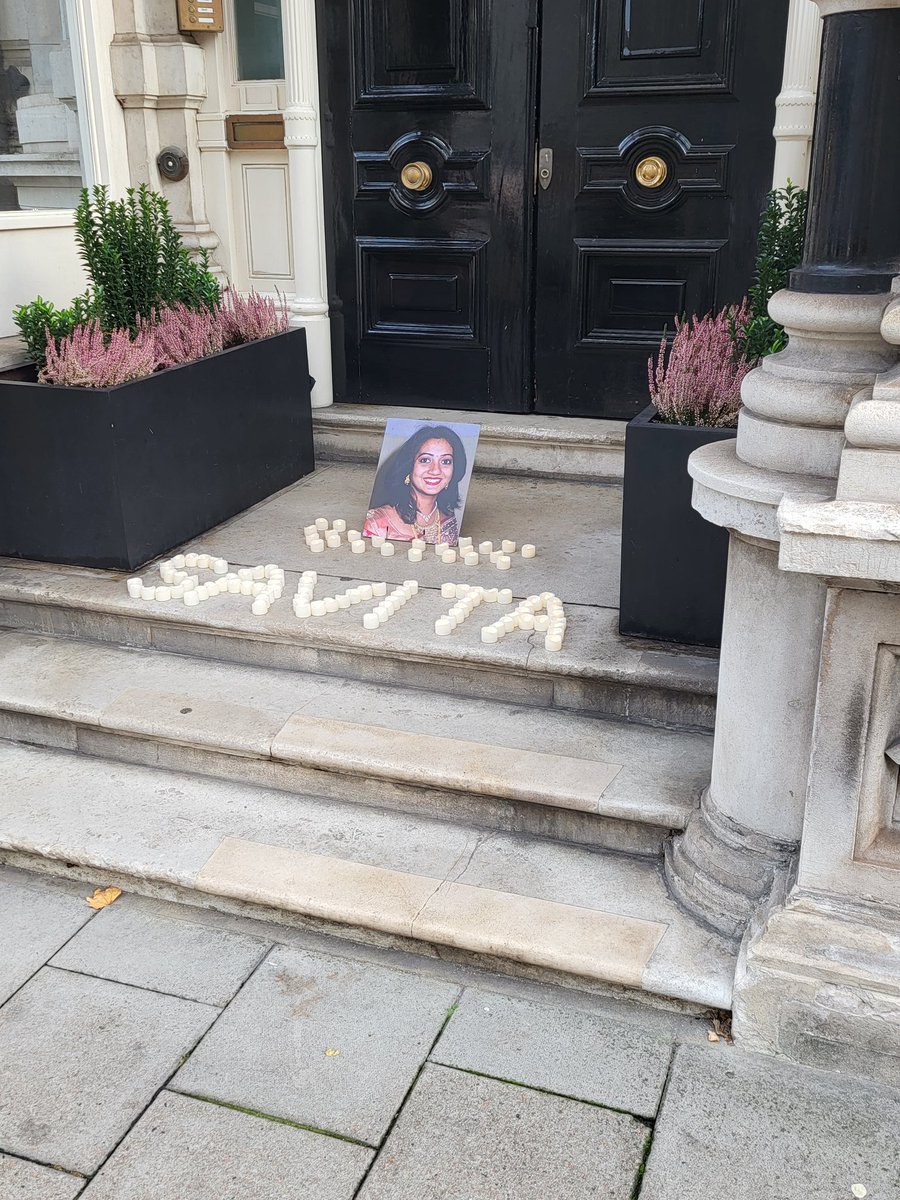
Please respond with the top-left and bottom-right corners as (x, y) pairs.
(404, 474), (411, 485)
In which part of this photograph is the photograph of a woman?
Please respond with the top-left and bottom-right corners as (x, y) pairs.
(363, 420), (480, 545)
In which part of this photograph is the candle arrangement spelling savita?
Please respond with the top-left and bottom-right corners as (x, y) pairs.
(124, 519), (565, 653)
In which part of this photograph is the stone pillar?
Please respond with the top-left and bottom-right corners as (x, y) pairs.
(735, 283), (900, 1079)
(281, 0), (333, 409)
(666, 0), (900, 941)
(772, 0), (822, 189)
(110, 0), (220, 268)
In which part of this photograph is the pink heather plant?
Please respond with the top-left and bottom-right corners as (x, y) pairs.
(39, 321), (157, 388)
(648, 300), (753, 428)
(145, 301), (226, 370)
(221, 287), (289, 344)
(37, 289), (289, 387)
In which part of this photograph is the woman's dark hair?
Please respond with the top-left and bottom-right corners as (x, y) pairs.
(369, 424), (468, 523)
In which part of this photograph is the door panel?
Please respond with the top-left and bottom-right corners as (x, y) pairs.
(535, 0), (788, 418)
(317, 0), (535, 411)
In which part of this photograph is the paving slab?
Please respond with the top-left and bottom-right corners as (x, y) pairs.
(80, 1090), (371, 1200)
(0, 1153), (83, 1200)
(0, 967), (216, 1175)
(640, 1045), (900, 1200)
(50, 893), (270, 1006)
(432, 987), (672, 1118)
(0, 868), (94, 1005)
(358, 1063), (648, 1200)
(173, 945), (459, 1144)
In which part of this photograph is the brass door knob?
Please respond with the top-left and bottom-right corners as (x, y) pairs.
(634, 155), (668, 189)
(400, 161), (433, 191)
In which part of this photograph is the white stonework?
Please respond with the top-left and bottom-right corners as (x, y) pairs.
(110, 1), (221, 269)
(669, 288), (896, 940)
(772, 0), (822, 188)
(282, 0), (333, 409)
(734, 582), (900, 1082)
(737, 290), (897, 478)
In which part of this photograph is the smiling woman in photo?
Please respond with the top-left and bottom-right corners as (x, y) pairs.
(363, 424), (470, 544)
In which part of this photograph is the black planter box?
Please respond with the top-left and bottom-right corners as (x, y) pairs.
(619, 404), (736, 648)
(0, 327), (314, 571)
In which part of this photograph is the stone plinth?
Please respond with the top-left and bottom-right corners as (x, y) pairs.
(734, 580), (900, 1080)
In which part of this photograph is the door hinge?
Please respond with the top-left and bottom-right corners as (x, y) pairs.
(526, 0), (539, 28)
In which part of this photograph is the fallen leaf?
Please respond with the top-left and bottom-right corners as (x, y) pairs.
(86, 887), (122, 910)
(709, 1015), (734, 1044)
(324, 1048), (341, 1057)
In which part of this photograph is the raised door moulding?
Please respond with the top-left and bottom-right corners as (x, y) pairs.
(352, 0), (491, 107)
(354, 131), (490, 216)
(357, 236), (486, 344)
(586, 0), (737, 96)
(579, 126), (733, 212)
(241, 163), (294, 279)
(574, 238), (725, 347)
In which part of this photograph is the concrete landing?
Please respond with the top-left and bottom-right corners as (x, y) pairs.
(0, 463), (719, 731)
(0, 742), (737, 1009)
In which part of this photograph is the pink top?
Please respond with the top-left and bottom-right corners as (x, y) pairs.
(363, 505), (459, 545)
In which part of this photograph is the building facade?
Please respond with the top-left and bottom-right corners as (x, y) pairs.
(1, 0), (822, 415)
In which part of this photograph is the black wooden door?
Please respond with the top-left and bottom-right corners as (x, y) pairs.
(317, 0), (537, 411)
(534, 0), (788, 418)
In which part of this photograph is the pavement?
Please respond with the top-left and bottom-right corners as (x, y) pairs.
(1, 864), (898, 1200)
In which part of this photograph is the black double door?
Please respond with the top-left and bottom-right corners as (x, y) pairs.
(317, 0), (788, 418)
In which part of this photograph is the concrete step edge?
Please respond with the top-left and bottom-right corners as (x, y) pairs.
(0, 836), (730, 1012)
(312, 406), (626, 482)
(0, 739), (736, 1010)
(0, 696), (697, 832)
(0, 595), (719, 733)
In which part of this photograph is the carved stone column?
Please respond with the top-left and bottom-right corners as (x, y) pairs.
(666, 0), (900, 942)
(281, 0), (333, 408)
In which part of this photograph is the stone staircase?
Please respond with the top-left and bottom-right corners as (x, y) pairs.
(0, 453), (734, 1013)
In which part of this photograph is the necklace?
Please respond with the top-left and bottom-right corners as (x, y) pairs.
(414, 504), (441, 540)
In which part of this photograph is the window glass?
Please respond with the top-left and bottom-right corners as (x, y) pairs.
(235, 0), (284, 81)
(0, 0), (86, 211)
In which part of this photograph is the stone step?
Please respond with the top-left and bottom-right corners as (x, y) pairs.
(0, 631), (710, 856)
(0, 562), (718, 732)
(314, 404), (626, 482)
(0, 740), (736, 1010)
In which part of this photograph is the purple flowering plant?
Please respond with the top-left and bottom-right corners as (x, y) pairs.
(647, 300), (753, 429)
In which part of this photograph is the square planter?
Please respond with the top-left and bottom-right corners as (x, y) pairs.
(0, 327), (314, 571)
(619, 404), (736, 648)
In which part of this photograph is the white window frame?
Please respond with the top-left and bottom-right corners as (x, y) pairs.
(0, 0), (122, 232)
(230, 0), (287, 87)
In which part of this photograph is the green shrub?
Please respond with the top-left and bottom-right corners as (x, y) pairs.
(74, 184), (220, 332)
(13, 185), (221, 368)
(13, 292), (98, 369)
(731, 182), (808, 363)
